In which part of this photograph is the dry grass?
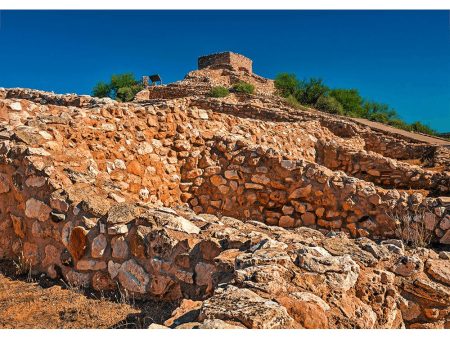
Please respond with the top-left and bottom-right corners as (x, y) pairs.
(12, 251), (32, 282)
(391, 210), (433, 248)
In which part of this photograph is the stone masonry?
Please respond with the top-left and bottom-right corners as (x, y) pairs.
(0, 53), (450, 328)
(198, 52), (253, 74)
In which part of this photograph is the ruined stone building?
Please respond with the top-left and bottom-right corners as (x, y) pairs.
(0, 52), (449, 329)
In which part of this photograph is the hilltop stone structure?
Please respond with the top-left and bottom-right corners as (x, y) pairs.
(0, 52), (449, 329)
(198, 52), (253, 74)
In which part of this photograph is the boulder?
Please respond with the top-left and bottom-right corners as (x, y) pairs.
(199, 286), (299, 329)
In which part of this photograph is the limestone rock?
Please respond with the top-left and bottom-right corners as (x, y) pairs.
(25, 198), (52, 222)
(117, 259), (149, 293)
(111, 236), (129, 260)
(199, 286), (299, 329)
(91, 234), (107, 258)
(426, 259), (450, 286)
(392, 256), (423, 277)
(296, 247), (360, 291)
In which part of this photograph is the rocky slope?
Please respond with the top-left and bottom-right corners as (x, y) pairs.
(0, 55), (449, 329)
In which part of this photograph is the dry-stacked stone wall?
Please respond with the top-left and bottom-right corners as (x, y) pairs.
(1, 88), (450, 328)
(179, 135), (449, 243)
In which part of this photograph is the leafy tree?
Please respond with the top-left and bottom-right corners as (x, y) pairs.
(362, 101), (398, 120)
(273, 72), (435, 136)
(274, 73), (299, 97)
(92, 82), (111, 98)
(232, 81), (255, 94)
(295, 78), (329, 105)
(110, 73), (138, 95)
(92, 73), (142, 102)
(115, 85), (141, 102)
(209, 86), (230, 98)
(315, 95), (344, 115)
(329, 89), (363, 115)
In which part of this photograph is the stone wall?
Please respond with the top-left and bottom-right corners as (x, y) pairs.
(316, 140), (450, 195)
(1, 89), (450, 328)
(198, 52), (253, 74)
(179, 135), (450, 243)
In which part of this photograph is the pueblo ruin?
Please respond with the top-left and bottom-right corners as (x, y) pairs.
(0, 52), (449, 329)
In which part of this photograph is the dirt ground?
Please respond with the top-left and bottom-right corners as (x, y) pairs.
(0, 260), (178, 329)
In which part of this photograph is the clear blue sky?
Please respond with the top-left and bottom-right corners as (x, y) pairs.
(0, 10), (449, 131)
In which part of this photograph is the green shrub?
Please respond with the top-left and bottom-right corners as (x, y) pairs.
(273, 72), (433, 136)
(92, 82), (111, 98)
(209, 86), (229, 98)
(368, 112), (390, 123)
(275, 73), (299, 97)
(295, 78), (329, 105)
(92, 73), (142, 102)
(362, 101), (398, 120)
(116, 84), (143, 102)
(232, 81), (255, 94)
(410, 121), (436, 135)
(110, 73), (138, 93)
(284, 95), (306, 109)
(388, 119), (412, 131)
(329, 89), (364, 115)
(315, 95), (344, 115)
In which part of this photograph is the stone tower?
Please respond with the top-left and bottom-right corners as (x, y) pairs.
(198, 52), (253, 74)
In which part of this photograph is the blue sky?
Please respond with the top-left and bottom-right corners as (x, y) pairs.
(0, 10), (449, 131)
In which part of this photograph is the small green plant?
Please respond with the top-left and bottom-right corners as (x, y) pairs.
(315, 95), (344, 115)
(209, 86), (230, 98)
(284, 95), (305, 109)
(232, 81), (255, 94)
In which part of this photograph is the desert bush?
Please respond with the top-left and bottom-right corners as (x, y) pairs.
(410, 121), (436, 135)
(92, 73), (142, 102)
(209, 86), (230, 98)
(232, 81), (255, 94)
(362, 101), (398, 120)
(13, 251), (32, 281)
(92, 82), (111, 98)
(315, 95), (344, 115)
(273, 72), (434, 135)
(329, 88), (364, 115)
(116, 84), (143, 102)
(388, 119), (412, 131)
(275, 73), (299, 97)
(295, 78), (329, 105)
(284, 95), (305, 109)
